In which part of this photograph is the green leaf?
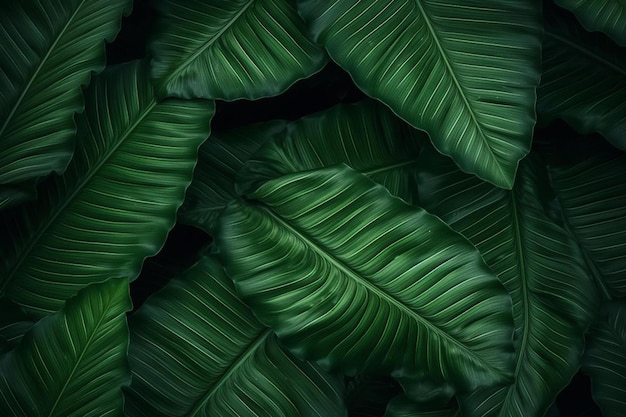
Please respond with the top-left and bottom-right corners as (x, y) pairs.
(548, 150), (626, 298)
(583, 303), (626, 417)
(0, 182), (35, 212)
(416, 146), (596, 417)
(345, 376), (401, 417)
(538, 12), (626, 151)
(0, 61), (214, 318)
(239, 100), (425, 205)
(297, 0), (542, 189)
(218, 164), (515, 391)
(125, 255), (346, 417)
(0, 278), (131, 417)
(0, 300), (33, 354)
(555, 0), (626, 46)
(150, 0), (327, 100)
(0, 0), (131, 200)
(179, 120), (287, 235)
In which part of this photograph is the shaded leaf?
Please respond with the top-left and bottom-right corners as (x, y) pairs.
(0, 61), (214, 318)
(150, 0), (327, 100)
(582, 303), (626, 417)
(125, 256), (346, 417)
(555, 0), (626, 46)
(417, 146), (596, 417)
(297, 0), (542, 188)
(0, 300), (33, 354)
(384, 395), (459, 417)
(538, 12), (626, 151)
(218, 164), (515, 391)
(0, 278), (131, 417)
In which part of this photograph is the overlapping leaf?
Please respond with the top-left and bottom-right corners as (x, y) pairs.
(297, 0), (542, 188)
(150, 0), (327, 100)
(0, 61), (214, 318)
(0, 278), (131, 417)
(218, 164), (515, 391)
(548, 150), (626, 298)
(125, 255), (346, 417)
(179, 120), (287, 235)
(0, 300), (32, 354)
(555, 0), (626, 46)
(583, 303), (626, 417)
(416, 146), (596, 417)
(0, 0), (131, 203)
(538, 12), (626, 150)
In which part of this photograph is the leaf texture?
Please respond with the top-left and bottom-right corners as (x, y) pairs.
(0, 61), (214, 318)
(239, 100), (425, 205)
(416, 146), (596, 417)
(150, 0), (327, 100)
(0, 0), (131, 189)
(0, 278), (131, 417)
(538, 13), (626, 150)
(548, 151), (626, 298)
(297, 0), (542, 188)
(555, 0), (626, 46)
(583, 303), (626, 417)
(179, 120), (287, 235)
(218, 164), (515, 391)
(125, 255), (346, 417)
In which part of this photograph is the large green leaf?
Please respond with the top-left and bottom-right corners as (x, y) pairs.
(125, 255), (346, 417)
(0, 278), (131, 417)
(0, 61), (214, 318)
(0, 0), (131, 201)
(150, 0), (327, 100)
(179, 120), (287, 235)
(583, 303), (626, 417)
(547, 150), (626, 298)
(416, 146), (596, 417)
(297, 0), (542, 189)
(239, 100), (425, 204)
(555, 0), (626, 46)
(538, 12), (626, 151)
(218, 164), (515, 391)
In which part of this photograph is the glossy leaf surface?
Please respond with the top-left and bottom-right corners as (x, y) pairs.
(0, 61), (214, 318)
(538, 13), (626, 151)
(297, 0), (542, 188)
(125, 255), (346, 417)
(417, 147), (595, 417)
(0, 278), (131, 417)
(218, 164), (515, 391)
(150, 0), (327, 100)
(0, 0), (130, 198)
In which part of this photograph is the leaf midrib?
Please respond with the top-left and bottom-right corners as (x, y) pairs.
(1, 99), (158, 298)
(0, 0), (88, 141)
(187, 328), (271, 416)
(159, 0), (255, 92)
(257, 204), (503, 376)
(412, 0), (507, 179)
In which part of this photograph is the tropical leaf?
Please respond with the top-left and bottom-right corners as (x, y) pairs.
(548, 150), (626, 298)
(538, 12), (626, 151)
(0, 0), (131, 201)
(218, 164), (515, 391)
(345, 376), (401, 417)
(0, 278), (131, 417)
(179, 120), (287, 235)
(297, 0), (542, 189)
(0, 300), (33, 354)
(124, 255), (346, 417)
(0, 61), (214, 318)
(416, 146), (596, 417)
(0, 183), (34, 212)
(555, 0), (626, 46)
(582, 303), (626, 417)
(239, 100), (425, 204)
(150, 0), (327, 100)
(384, 395), (459, 417)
